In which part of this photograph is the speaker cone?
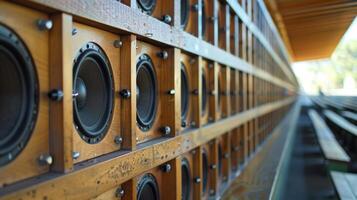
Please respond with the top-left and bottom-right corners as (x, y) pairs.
(136, 54), (158, 131)
(137, 0), (156, 15)
(181, 63), (189, 120)
(181, 0), (190, 29)
(217, 75), (222, 111)
(202, 150), (209, 194)
(181, 158), (191, 200)
(73, 43), (114, 144)
(218, 144), (223, 177)
(201, 70), (208, 115)
(137, 173), (160, 200)
(202, 1), (207, 37)
(0, 25), (38, 166)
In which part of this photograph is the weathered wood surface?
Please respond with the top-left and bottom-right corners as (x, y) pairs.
(308, 110), (350, 163)
(324, 110), (357, 137)
(330, 171), (357, 200)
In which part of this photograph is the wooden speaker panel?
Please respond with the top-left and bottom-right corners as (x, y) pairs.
(136, 41), (176, 144)
(217, 133), (230, 191)
(217, 64), (230, 120)
(180, 53), (199, 132)
(200, 59), (215, 126)
(230, 69), (239, 115)
(180, 148), (201, 200)
(184, 0), (199, 36)
(0, 1), (50, 186)
(202, 0), (214, 44)
(71, 22), (121, 163)
(201, 141), (217, 199)
(218, 0), (227, 50)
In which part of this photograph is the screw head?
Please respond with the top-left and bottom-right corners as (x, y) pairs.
(210, 90), (216, 95)
(113, 40), (122, 48)
(72, 28), (78, 35)
(120, 89), (131, 99)
(190, 121), (196, 127)
(194, 177), (201, 183)
(38, 154), (53, 166)
(48, 89), (64, 101)
(168, 89), (175, 95)
(181, 120), (187, 128)
(224, 153), (229, 159)
(161, 163), (172, 172)
(192, 89), (199, 95)
(161, 126), (171, 135)
(210, 164), (217, 169)
(192, 4), (199, 11)
(157, 50), (168, 59)
(162, 14), (172, 24)
(115, 187), (125, 198)
(72, 151), (80, 160)
(37, 19), (53, 30)
(114, 136), (123, 145)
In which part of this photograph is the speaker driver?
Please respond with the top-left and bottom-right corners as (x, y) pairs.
(0, 25), (38, 166)
(136, 54), (157, 131)
(218, 144), (223, 177)
(202, 1), (207, 37)
(201, 70), (208, 115)
(181, 63), (189, 120)
(180, 0), (190, 29)
(181, 158), (192, 200)
(73, 43), (114, 144)
(137, 173), (160, 200)
(137, 0), (156, 15)
(202, 150), (209, 194)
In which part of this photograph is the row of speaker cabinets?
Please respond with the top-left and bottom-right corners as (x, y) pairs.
(0, 1), (294, 188)
(93, 105), (290, 200)
(123, 0), (291, 80)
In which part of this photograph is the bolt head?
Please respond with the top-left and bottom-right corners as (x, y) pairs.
(120, 89), (131, 99)
(162, 163), (172, 172)
(210, 164), (217, 169)
(37, 19), (53, 30)
(72, 28), (78, 35)
(157, 50), (168, 59)
(48, 89), (64, 101)
(161, 126), (171, 135)
(114, 136), (123, 145)
(181, 120), (187, 128)
(168, 89), (175, 95)
(162, 14), (172, 24)
(194, 177), (201, 183)
(72, 151), (80, 160)
(38, 154), (53, 166)
(192, 4), (199, 11)
(115, 188), (125, 198)
(113, 40), (122, 48)
(190, 121), (196, 127)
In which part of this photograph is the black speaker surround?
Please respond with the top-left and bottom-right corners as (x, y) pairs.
(181, 63), (189, 121)
(73, 42), (114, 144)
(136, 54), (158, 131)
(0, 24), (38, 167)
(201, 70), (208, 115)
(137, 0), (156, 15)
(181, 157), (192, 200)
(202, 149), (209, 194)
(137, 173), (160, 200)
(180, 0), (190, 29)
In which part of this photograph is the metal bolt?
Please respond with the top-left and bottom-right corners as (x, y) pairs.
(190, 121), (196, 127)
(37, 19), (53, 30)
(210, 164), (217, 169)
(210, 90), (216, 95)
(113, 40), (123, 48)
(189, 58), (196, 64)
(38, 154), (53, 166)
(192, 3), (199, 11)
(192, 89), (199, 95)
(161, 126), (171, 135)
(157, 50), (168, 59)
(120, 89), (131, 99)
(114, 136), (123, 145)
(72, 28), (78, 35)
(208, 63), (214, 68)
(48, 89), (64, 101)
(162, 14), (172, 24)
(210, 16), (216, 22)
(72, 151), (80, 160)
(233, 146), (239, 152)
(181, 120), (187, 128)
(168, 89), (175, 95)
(115, 187), (125, 198)
(194, 177), (201, 183)
(224, 153), (229, 159)
(161, 163), (172, 172)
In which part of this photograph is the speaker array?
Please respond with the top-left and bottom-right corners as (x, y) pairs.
(0, 0), (295, 199)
